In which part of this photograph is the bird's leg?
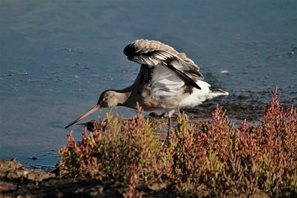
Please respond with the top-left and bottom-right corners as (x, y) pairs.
(167, 116), (171, 128)
(178, 108), (185, 114)
(163, 116), (171, 146)
(164, 110), (175, 145)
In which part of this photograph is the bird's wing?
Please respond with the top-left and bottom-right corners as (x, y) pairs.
(131, 64), (191, 108)
(149, 65), (190, 98)
(123, 39), (204, 89)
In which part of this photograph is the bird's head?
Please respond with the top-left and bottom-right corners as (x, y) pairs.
(64, 89), (123, 129)
(97, 90), (120, 108)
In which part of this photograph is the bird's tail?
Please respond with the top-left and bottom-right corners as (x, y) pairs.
(209, 86), (229, 97)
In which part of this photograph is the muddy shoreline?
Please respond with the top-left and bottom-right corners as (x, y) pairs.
(0, 159), (181, 197)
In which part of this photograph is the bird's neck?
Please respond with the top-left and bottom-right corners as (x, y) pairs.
(112, 87), (133, 106)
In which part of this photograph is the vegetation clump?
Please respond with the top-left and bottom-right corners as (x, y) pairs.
(59, 90), (297, 197)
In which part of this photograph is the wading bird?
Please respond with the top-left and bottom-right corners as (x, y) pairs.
(65, 39), (228, 130)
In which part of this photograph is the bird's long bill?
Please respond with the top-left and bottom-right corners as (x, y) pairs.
(64, 104), (100, 129)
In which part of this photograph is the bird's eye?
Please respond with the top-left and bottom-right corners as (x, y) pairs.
(103, 97), (108, 101)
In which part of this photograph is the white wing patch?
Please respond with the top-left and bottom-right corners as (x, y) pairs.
(151, 66), (185, 97)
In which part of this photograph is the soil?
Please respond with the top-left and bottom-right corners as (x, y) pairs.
(0, 159), (181, 198)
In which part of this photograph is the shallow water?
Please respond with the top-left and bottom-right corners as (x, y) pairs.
(1, 0), (296, 169)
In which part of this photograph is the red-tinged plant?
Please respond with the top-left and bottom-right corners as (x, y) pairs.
(253, 89), (297, 195)
(59, 104), (162, 184)
(165, 113), (196, 190)
(59, 131), (79, 176)
(123, 164), (143, 198)
(162, 90), (296, 197)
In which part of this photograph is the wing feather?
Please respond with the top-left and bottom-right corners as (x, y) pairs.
(124, 39), (204, 89)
